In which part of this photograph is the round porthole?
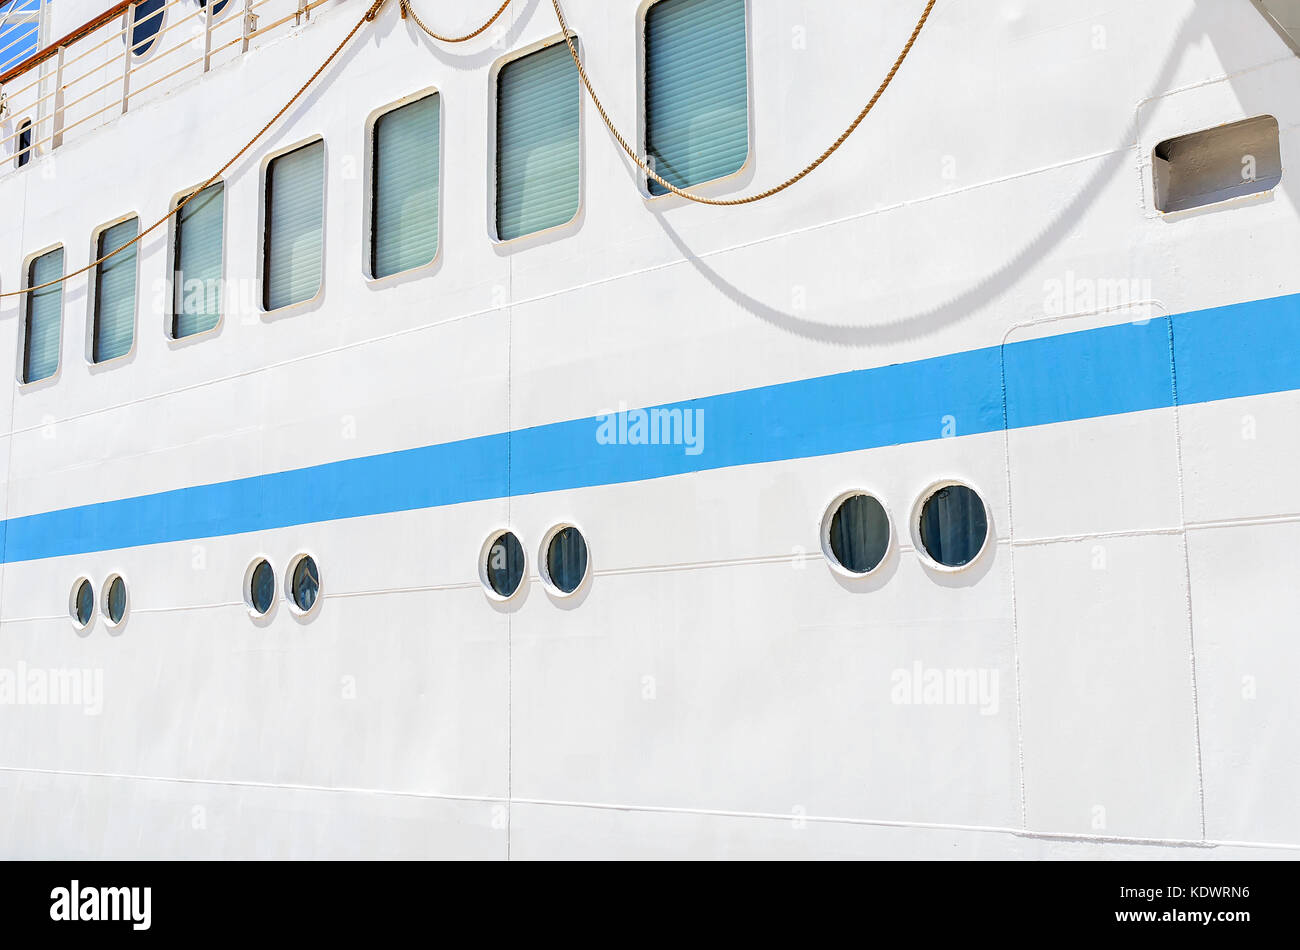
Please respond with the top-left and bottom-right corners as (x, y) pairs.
(102, 574), (128, 626)
(287, 555), (321, 614)
(541, 525), (589, 596)
(245, 557), (276, 616)
(480, 530), (526, 600)
(70, 577), (94, 629)
(128, 0), (165, 56)
(913, 482), (990, 570)
(821, 491), (892, 576)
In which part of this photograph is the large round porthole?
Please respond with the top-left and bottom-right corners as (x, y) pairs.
(914, 482), (989, 569)
(129, 0), (165, 56)
(541, 525), (589, 595)
(70, 577), (94, 629)
(822, 491), (892, 576)
(103, 574), (128, 626)
(481, 530), (525, 600)
(246, 558), (276, 616)
(287, 554), (321, 614)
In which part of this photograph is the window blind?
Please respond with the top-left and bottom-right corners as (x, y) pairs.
(23, 247), (62, 383)
(93, 217), (139, 363)
(645, 0), (748, 196)
(496, 41), (580, 240)
(264, 140), (325, 310)
(373, 94), (440, 278)
(174, 181), (224, 338)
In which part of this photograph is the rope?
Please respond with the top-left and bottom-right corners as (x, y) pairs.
(551, 0), (937, 206)
(4, 0), (936, 294)
(400, 0), (511, 43)
(1, 0), (390, 299)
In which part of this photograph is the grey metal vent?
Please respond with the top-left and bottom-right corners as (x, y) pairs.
(1152, 115), (1282, 214)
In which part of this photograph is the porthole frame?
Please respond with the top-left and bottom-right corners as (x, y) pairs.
(100, 572), (129, 628)
(819, 488), (895, 579)
(478, 527), (528, 602)
(909, 478), (992, 574)
(243, 555), (277, 618)
(284, 552), (323, 617)
(538, 522), (592, 598)
(69, 576), (95, 630)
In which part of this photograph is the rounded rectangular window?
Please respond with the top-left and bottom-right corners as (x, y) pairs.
(372, 94), (441, 278)
(264, 140), (325, 310)
(644, 0), (749, 196)
(496, 41), (581, 241)
(173, 181), (224, 338)
(23, 247), (63, 383)
(93, 217), (139, 363)
(15, 119), (33, 169)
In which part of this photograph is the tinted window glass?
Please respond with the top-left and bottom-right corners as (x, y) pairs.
(486, 532), (525, 597)
(919, 485), (988, 568)
(106, 576), (127, 623)
(292, 556), (320, 611)
(545, 526), (588, 593)
(250, 559), (275, 614)
(828, 494), (890, 574)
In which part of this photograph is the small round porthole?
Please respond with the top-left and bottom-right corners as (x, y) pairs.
(821, 491), (892, 576)
(541, 525), (590, 596)
(913, 481), (990, 570)
(481, 530), (526, 600)
(70, 577), (94, 629)
(245, 558), (276, 616)
(286, 555), (321, 614)
(102, 574), (128, 626)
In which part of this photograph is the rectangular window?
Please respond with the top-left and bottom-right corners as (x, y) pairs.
(173, 181), (224, 338)
(644, 0), (749, 196)
(23, 248), (63, 383)
(92, 217), (139, 363)
(372, 94), (441, 278)
(264, 140), (325, 310)
(496, 41), (580, 241)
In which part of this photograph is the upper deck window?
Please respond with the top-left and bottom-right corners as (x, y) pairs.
(644, 0), (749, 196)
(23, 247), (63, 383)
(15, 119), (32, 168)
(495, 41), (581, 241)
(371, 93), (440, 278)
(130, 0), (165, 56)
(173, 181), (225, 338)
(263, 140), (325, 310)
(93, 217), (139, 363)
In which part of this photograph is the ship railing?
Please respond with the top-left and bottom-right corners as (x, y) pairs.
(0, 0), (335, 173)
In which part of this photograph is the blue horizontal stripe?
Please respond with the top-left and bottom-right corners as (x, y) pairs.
(3, 292), (1297, 563)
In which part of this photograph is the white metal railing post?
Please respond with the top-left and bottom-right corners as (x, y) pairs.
(202, 0), (214, 72)
(120, 4), (135, 115)
(296, 0), (306, 27)
(51, 44), (65, 148)
(241, 0), (256, 53)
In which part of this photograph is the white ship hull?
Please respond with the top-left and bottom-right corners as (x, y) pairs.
(0, 0), (1298, 859)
